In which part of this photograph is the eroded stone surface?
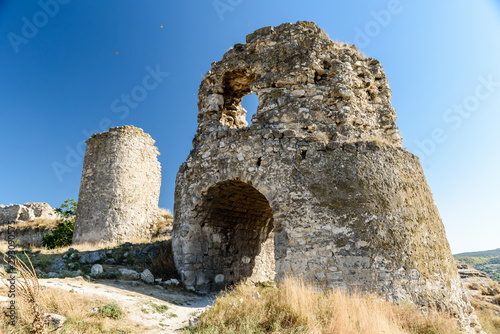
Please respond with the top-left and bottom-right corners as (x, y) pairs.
(172, 21), (481, 332)
(0, 202), (56, 224)
(73, 126), (161, 244)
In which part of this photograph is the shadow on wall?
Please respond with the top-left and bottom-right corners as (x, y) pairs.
(189, 179), (275, 292)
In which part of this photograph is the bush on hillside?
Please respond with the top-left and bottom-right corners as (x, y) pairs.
(42, 219), (74, 249)
(42, 199), (77, 249)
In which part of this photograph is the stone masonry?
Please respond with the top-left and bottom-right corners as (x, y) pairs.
(172, 22), (481, 332)
(73, 126), (161, 244)
(0, 202), (57, 225)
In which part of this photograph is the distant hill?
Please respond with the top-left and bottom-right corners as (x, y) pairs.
(454, 248), (500, 283)
(455, 248), (500, 258)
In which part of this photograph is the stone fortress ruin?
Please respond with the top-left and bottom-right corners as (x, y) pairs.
(171, 21), (481, 331)
(73, 125), (161, 244)
(0, 202), (57, 224)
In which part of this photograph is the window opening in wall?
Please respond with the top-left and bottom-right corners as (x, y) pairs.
(241, 92), (259, 127)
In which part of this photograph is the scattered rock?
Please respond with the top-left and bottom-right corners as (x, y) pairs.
(118, 268), (140, 280)
(47, 272), (60, 278)
(130, 281), (140, 287)
(90, 264), (103, 276)
(164, 278), (180, 286)
(457, 261), (500, 317)
(458, 268), (488, 279)
(71, 270), (82, 277)
(48, 257), (66, 272)
(139, 244), (160, 257)
(105, 258), (116, 264)
(140, 269), (155, 284)
(155, 285), (164, 290)
(43, 313), (67, 329)
(79, 250), (105, 264)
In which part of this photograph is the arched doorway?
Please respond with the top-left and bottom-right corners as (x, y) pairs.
(192, 179), (275, 292)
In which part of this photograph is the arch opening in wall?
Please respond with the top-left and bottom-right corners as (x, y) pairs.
(192, 179), (275, 292)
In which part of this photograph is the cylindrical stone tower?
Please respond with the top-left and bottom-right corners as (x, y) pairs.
(172, 22), (481, 332)
(73, 125), (161, 244)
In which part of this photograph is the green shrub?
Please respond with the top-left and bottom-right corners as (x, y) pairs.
(42, 219), (74, 249)
(99, 302), (123, 319)
(42, 199), (77, 249)
(54, 199), (78, 217)
(150, 303), (169, 314)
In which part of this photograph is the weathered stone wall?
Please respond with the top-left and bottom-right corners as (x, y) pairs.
(173, 22), (481, 332)
(0, 226), (48, 246)
(73, 126), (161, 244)
(0, 202), (56, 225)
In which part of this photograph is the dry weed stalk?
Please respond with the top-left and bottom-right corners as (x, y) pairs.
(0, 251), (53, 334)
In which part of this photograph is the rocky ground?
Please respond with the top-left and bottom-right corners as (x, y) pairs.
(39, 277), (212, 333)
(458, 262), (500, 314)
(3, 243), (498, 333)
(1, 239), (215, 333)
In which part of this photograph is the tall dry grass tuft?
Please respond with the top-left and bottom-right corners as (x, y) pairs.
(190, 277), (461, 334)
(0, 252), (48, 334)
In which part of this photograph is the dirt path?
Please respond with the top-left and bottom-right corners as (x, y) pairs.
(40, 278), (213, 333)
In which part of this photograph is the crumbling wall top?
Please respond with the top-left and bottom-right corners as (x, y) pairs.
(87, 125), (159, 155)
(196, 21), (401, 147)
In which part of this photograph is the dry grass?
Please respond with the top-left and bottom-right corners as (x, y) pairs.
(0, 251), (47, 333)
(189, 277), (461, 334)
(0, 252), (140, 333)
(470, 297), (500, 334)
(157, 208), (173, 220)
(0, 282), (137, 333)
(0, 218), (61, 233)
(475, 308), (500, 334)
(43, 236), (162, 254)
(151, 208), (173, 238)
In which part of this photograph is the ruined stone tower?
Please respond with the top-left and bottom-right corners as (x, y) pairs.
(173, 22), (480, 331)
(74, 125), (161, 244)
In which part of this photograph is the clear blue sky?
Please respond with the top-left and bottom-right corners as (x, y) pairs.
(1, 0), (499, 254)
